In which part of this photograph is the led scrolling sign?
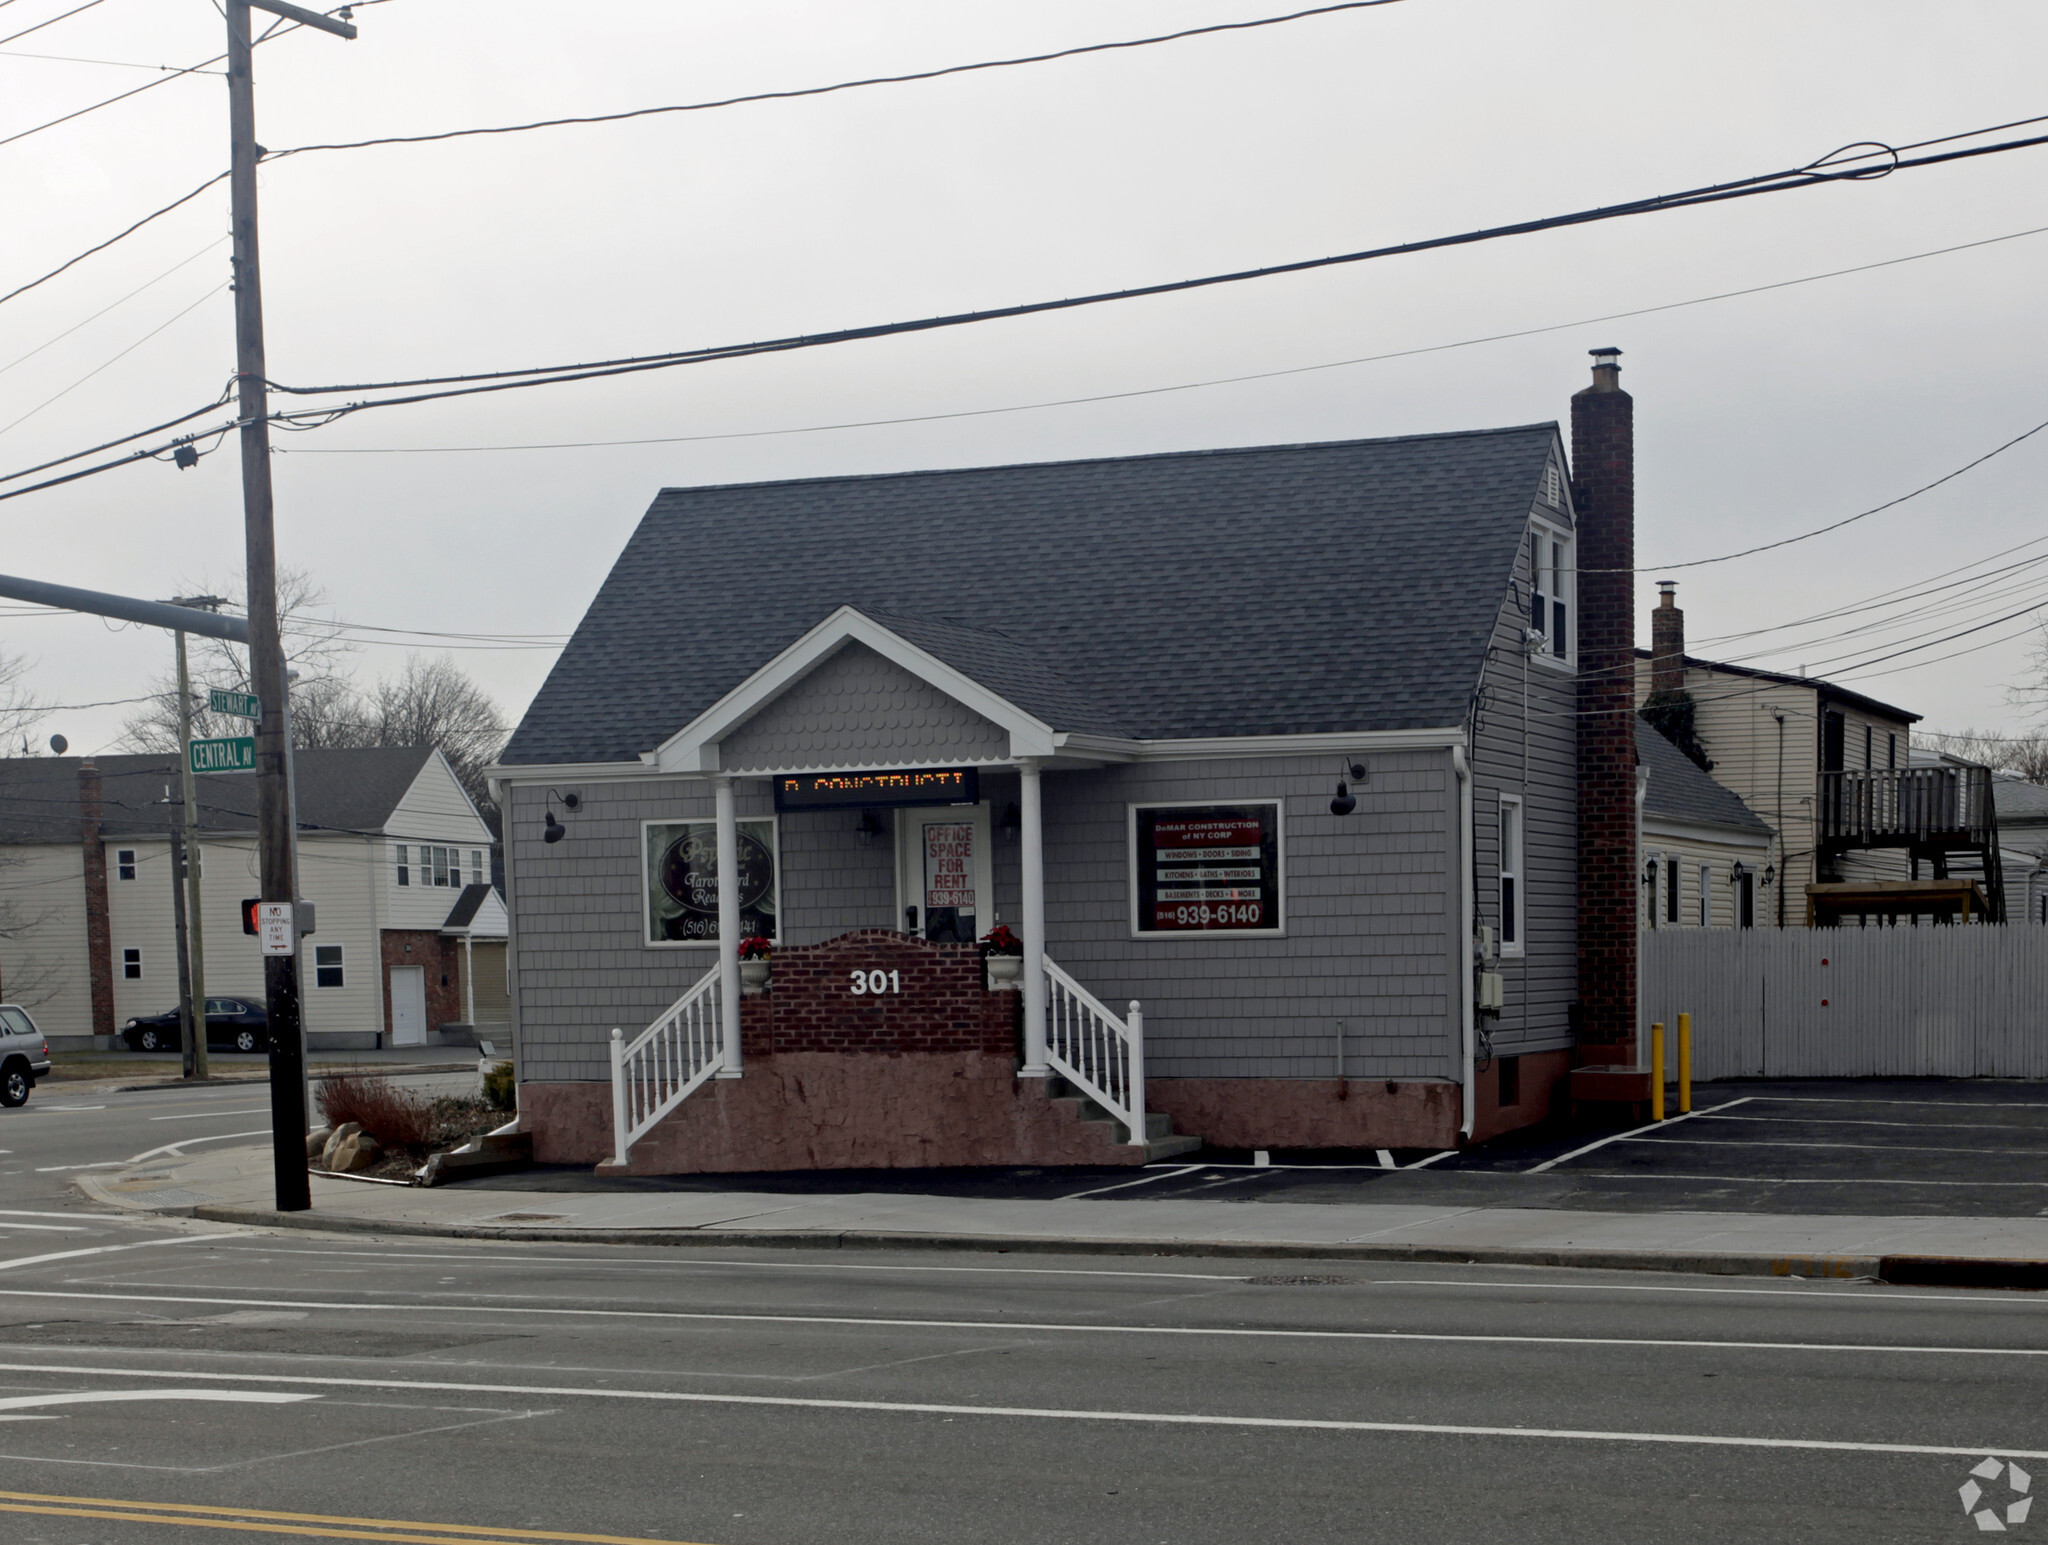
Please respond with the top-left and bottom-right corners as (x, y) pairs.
(774, 768), (980, 811)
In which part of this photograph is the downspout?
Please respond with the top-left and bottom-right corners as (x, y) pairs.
(1453, 742), (1476, 1139)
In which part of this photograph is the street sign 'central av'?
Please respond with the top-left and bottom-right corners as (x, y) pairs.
(208, 687), (260, 720)
(189, 736), (256, 775)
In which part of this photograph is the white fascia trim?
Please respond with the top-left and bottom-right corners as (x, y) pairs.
(1643, 816), (1774, 849)
(1057, 727), (1468, 763)
(651, 606), (1057, 773)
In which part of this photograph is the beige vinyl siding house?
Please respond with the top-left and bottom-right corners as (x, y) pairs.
(0, 746), (502, 1050)
(1636, 722), (1773, 930)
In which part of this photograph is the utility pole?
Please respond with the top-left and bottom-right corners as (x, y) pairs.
(169, 826), (197, 1077)
(171, 612), (216, 1081)
(226, 0), (355, 1211)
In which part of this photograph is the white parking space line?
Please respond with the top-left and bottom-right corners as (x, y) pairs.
(122, 1129), (269, 1165)
(1378, 1277), (2048, 1308)
(147, 1109), (270, 1121)
(1623, 1134), (2048, 1156)
(34, 1163), (125, 1174)
(1527, 1097), (1754, 1173)
(0, 1222), (88, 1232)
(1704, 1113), (2048, 1132)
(0, 1389), (317, 1414)
(1062, 1165), (1202, 1199)
(1545, 1171), (2048, 1188)
(0, 1210), (93, 1221)
(1741, 1096), (2048, 1109)
(15, 1285), (2048, 1359)
(0, 1236), (235, 1274)
(15, 1360), (2048, 1460)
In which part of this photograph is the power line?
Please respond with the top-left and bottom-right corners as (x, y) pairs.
(265, 0), (1409, 162)
(0, 235), (227, 382)
(0, 170), (228, 311)
(0, 282), (226, 439)
(0, 0), (105, 49)
(0, 47), (225, 72)
(276, 222), (2048, 457)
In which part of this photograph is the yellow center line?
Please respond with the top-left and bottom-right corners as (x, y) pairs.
(0, 1491), (712, 1545)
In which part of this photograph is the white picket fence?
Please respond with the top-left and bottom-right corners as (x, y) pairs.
(1640, 928), (2048, 1080)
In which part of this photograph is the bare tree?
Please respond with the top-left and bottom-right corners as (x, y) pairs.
(1916, 728), (2048, 784)
(120, 568), (358, 752)
(0, 851), (63, 1007)
(367, 655), (508, 829)
(0, 647), (49, 756)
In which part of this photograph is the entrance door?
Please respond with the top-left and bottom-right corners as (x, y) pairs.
(389, 965), (427, 1047)
(896, 804), (994, 944)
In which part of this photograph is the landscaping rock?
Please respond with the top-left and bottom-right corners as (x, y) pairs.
(306, 1126), (332, 1159)
(319, 1122), (361, 1170)
(334, 1132), (382, 1172)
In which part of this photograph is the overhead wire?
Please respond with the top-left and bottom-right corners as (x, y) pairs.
(0, 281), (227, 438)
(264, 0), (1409, 161)
(0, 170), (228, 311)
(0, 0), (104, 49)
(0, 234), (227, 382)
(0, 47), (224, 72)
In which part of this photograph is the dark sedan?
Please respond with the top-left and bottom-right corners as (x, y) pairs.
(122, 997), (269, 1054)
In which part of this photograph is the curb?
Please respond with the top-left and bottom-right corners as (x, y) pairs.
(186, 1203), (1901, 1282)
(106, 1063), (477, 1093)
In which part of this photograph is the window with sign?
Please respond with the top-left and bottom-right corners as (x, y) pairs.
(642, 818), (779, 946)
(1129, 801), (1283, 937)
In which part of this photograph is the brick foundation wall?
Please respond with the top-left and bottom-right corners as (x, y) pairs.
(1572, 357), (1639, 1063)
(741, 929), (1015, 1057)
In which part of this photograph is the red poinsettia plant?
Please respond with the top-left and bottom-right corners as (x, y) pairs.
(737, 935), (773, 961)
(979, 925), (1022, 956)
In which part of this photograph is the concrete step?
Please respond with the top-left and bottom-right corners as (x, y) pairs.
(1143, 1133), (1203, 1162)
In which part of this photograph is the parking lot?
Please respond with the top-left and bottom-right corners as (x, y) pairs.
(451, 1079), (2048, 1217)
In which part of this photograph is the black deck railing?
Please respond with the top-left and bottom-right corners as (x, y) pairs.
(1817, 765), (1996, 848)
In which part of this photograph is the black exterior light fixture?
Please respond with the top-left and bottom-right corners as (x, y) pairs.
(1761, 862), (1777, 888)
(855, 809), (886, 846)
(1329, 760), (1368, 817)
(542, 789), (581, 845)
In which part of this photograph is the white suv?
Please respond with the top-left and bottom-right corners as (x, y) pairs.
(0, 1004), (52, 1107)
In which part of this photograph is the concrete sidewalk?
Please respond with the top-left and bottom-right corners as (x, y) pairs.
(82, 1142), (2048, 1288)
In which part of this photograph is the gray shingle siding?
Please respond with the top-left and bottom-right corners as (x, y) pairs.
(1469, 503), (1578, 1058)
(720, 642), (1012, 771)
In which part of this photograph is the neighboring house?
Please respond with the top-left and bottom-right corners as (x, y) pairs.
(1636, 721), (1773, 929)
(491, 349), (1672, 1174)
(0, 747), (505, 1049)
(1629, 585), (1985, 925)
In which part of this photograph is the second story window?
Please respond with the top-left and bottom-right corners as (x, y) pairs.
(1529, 526), (1572, 662)
(395, 845), (410, 887)
(116, 849), (136, 881)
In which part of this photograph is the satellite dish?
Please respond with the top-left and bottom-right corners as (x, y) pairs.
(48, 734), (68, 754)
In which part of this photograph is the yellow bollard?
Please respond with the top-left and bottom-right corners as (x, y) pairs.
(1650, 1022), (1665, 1122)
(1678, 1012), (1692, 1114)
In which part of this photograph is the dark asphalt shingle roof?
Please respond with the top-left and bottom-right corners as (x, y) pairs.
(1993, 774), (2048, 826)
(441, 881), (496, 929)
(0, 746), (436, 844)
(505, 425), (1561, 764)
(1637, 721), (1771, 835)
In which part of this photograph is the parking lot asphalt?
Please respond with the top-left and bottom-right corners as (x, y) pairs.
(449, 1079), (2048, 1217)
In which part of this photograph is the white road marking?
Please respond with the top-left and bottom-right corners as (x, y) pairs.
(148, 1108), (270, 1121)
(0, 1389), (316, 1413)
(1526, 1097), (1754, 1173)
(1376, 1150), (1397, 1169)
(122, 1129), (269, 1165)
(34, 1162), (125, 1173)
(1063, 1165), (1202, 1199)
(0, 1235), (236, 1275)
(1404, 1150), (1455, 1169)
(31, 1105), (107, 1113)
(0, 1221), (87, 1232)
(1564, 1171), (2048, 1188)
(1705, 1113), (2048, 1132)
(13, 1360), (2048, 1460)
(1624, 1134), (2048, 1156)
(0, 1210), (94, 1221)
(1378, 1277), (2044, 1307)
(12, 1285), (2048, 1359)
(1743, 1096), (2048, 1109)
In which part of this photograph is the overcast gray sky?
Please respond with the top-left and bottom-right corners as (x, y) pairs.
(5, 0), (2046, 757)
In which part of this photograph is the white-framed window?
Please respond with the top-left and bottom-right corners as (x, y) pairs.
(121, 947), (143, 980)
(1498, 795), (1524, 954)
(1698, 865), (1710, 927)
(395, 844), (410, 887)
(1529, 522), (1573, 666)
(313, 943), (345, 989)
(115, 848), (136, 881)
(1666, 857), (1681, 926)
(469, 850), (483, 888)
(1127, 800), (1284, 939)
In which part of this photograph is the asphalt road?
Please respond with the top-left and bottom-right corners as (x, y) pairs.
(4, 1075), (2044, 1543)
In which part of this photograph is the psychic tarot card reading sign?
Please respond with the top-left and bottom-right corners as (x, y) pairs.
(1132, 802), (1282, 935)
(644, 819), (778, 944)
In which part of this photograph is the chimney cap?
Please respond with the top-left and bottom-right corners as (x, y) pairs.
(1658, 579), (1677, 596)
(1589, 346), (1623, 360)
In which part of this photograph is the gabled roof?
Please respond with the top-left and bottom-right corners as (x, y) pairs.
(1638, 649), (1919, 725)
(0, 746), (437, 845)
(1993, 773), (2048, 826)
(1637, 721), (1771, 836)
(504, 425), (1563, 765)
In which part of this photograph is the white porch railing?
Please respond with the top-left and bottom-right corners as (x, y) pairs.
(608, 970), (724, 1165)
(1043, 957), (1146, 1145)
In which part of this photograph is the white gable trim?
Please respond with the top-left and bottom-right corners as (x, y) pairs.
(650, 607), (1058, 773)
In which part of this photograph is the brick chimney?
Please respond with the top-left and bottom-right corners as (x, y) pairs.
(78, 759), (115, 1043)
(1571, 347), (1638, 1064)
(1651, 580), (1685, 696)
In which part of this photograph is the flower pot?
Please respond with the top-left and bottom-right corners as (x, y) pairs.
(984, 954), (1023, 990)
(739, 959), (771, 994)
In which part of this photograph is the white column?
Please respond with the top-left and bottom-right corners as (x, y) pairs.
(714, 776), (743, 1077)
(1018, 759), (1048, 1077)
(462, 934), (475, 1025)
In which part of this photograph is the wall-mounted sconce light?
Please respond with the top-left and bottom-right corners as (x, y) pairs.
(1000, 802), (1021, 840)
(856, 809), (886, 846)
(542, 788), (581, 845)
(1761, 862), (1777, 888)
(1731, 861), (1749, 885)
(1329, 760), (1368, 817)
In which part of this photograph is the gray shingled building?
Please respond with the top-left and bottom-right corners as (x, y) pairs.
(496, 421), (1591, 1172)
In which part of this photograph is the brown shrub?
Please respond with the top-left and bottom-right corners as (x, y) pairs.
(316, 1073), (434, 1155)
